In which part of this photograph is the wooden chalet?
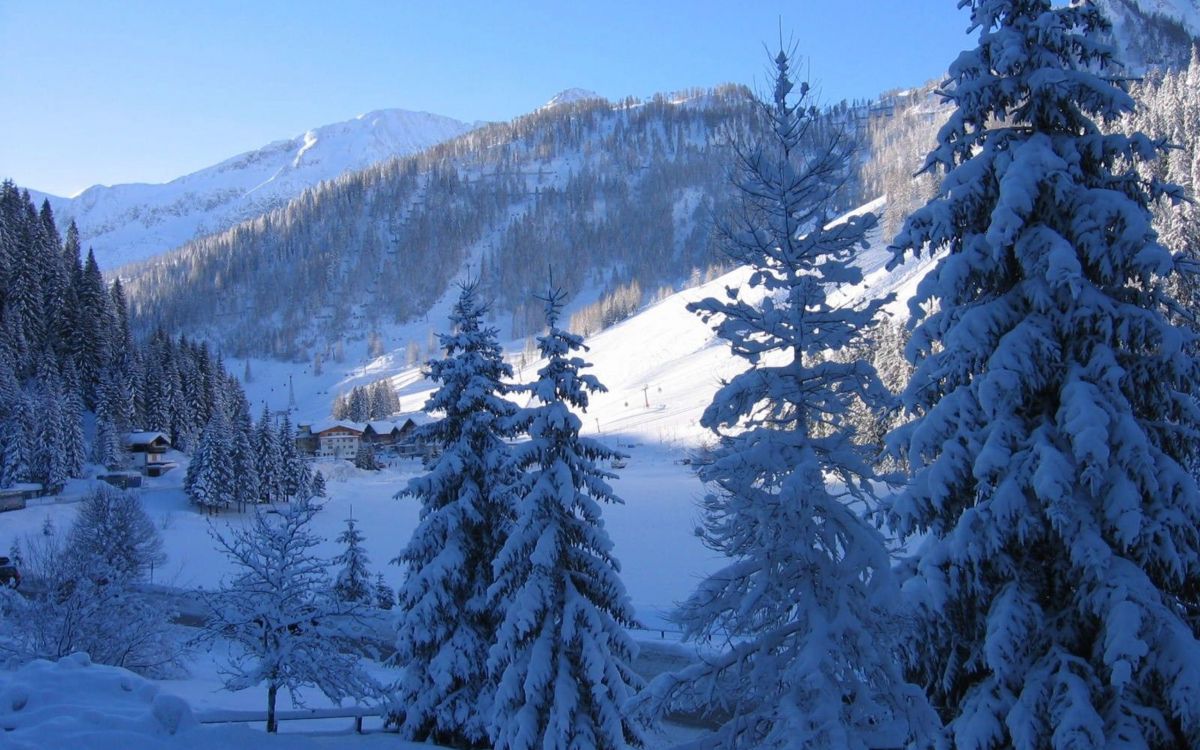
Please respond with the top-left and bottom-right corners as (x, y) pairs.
(0, 483), (45, 513)
(123, 431), (176, 476)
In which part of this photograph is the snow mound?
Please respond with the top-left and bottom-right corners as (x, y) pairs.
(0, 654), (401, 749)
(0, 654), (198, 747)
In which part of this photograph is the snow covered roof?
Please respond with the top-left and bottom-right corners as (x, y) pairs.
(398, 411), (434, 426)
(0, 482), (42, 494)
(305, 414), (433, 436)
(123, 431), (170, 446)
(310, 420), (364, 436)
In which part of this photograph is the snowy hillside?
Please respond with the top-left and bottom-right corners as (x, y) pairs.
(32, 109), (478, 269)
(120, 85), (767, 359)
(0, 197), (991, 750)
(239, 196), (927, 451)
(1095, 0), (1200, 69)
(1122, 0), (1200, 33)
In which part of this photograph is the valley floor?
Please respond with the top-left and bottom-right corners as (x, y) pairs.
(0, 447), (720, 749)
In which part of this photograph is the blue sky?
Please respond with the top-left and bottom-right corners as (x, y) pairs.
(1, 1), (972, 197)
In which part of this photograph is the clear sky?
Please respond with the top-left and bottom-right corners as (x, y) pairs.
(1, 1), (973, 197)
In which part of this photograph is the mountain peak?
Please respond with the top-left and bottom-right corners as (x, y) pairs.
(541, 88), (603, 110)
(38, 108), (476, 269)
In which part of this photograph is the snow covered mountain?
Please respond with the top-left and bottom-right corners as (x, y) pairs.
(1095, 0), (1200, 69)
(121, 85), (769, 359)
(539, 88), (604, 110)
(1120, 0), (1200, 33)
(33, 109), (479, 269)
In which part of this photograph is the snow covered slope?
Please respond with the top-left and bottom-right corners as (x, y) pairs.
(33, 109), (478, 269)
(243, 196), (929, 452)
(572, 197), (934, 448)
(1125, 0), (1200, 33)
(0, 653), (424, 749)
(1095, 0), (1200, 70)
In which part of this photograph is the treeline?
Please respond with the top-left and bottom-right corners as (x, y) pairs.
(0, 181), (245, 489)
(331, 378), (401, 422)
(567, 278), (643, 337)
(185, 404), (325, 514)
(1125, 46), (1200, 262)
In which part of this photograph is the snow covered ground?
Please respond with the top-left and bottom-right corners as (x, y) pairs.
(0, 450), (713, 748)
(0, 452), (714, 628)
(0, 650), (704, 749)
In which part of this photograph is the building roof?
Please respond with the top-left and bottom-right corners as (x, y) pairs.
(124, 431), (170, 446)
(306, 413), (434, 438)
(313, 421), (364, 437)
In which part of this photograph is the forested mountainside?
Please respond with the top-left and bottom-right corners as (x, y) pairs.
(121, 86), (870, 359)
(0, 182), (247, 489)
(1095, 0), (1200, 70)
(33, 109), (476, 270)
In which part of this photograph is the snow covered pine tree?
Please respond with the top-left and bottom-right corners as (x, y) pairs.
(887, 2), (1200, 747)
(487, 286), (644, 750)
(333, 514), (372, 604)
(185, 405), (234, 514)
(631, 49), (935, 750)
(391, 281), (519, 747)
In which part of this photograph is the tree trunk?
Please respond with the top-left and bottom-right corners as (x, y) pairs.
(267, 682), (278, 733)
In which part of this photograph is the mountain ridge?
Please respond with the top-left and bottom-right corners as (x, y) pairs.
(32, 107), (480, 269)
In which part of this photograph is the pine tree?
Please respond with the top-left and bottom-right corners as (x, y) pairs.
(633, 50), (932, 750)
(886, 3), (1200, 747)
(374, 574), (395, 610)
(332, 515), (372, 604)
(0, 355), (29, 488)
(228, 393), (261, 513)
(54, 220), (83, 363)
(487, 287), (643, 750)
(390, 282), (519, 746)
(186, 407), (234, 513)
(277, 412), (303, 498)
(59, 363), (86, 477)
(311, 470), (327, 499)
(94, 365), (126, 459)
(353, 442), (380, 471)
(31, 358), (70, 493)
(345, 387), (361, 422)
(254, 405), (284, 503)
(74, 249), (112, 406)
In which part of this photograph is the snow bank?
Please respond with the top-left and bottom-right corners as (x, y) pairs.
(0, 654), (413, 749)
(0, 653), (201, 748)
